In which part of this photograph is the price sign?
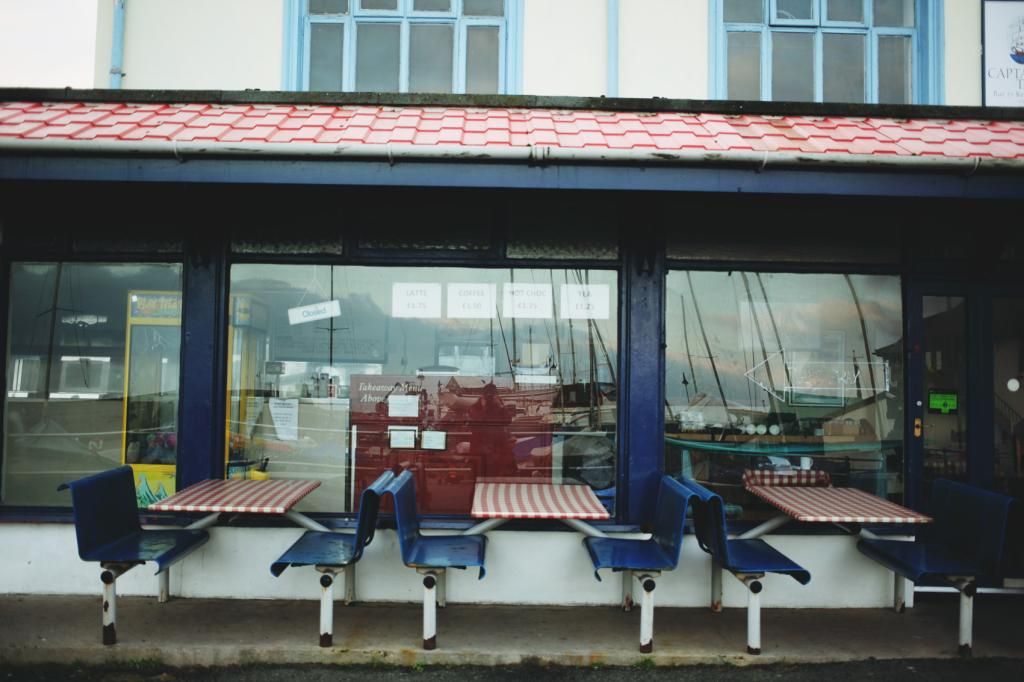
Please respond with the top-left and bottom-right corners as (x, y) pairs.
(392, 283), (442, 318)
(502, 283), (553, 319)
(560, 284), (610, 320)
(447, 283), (497, 319)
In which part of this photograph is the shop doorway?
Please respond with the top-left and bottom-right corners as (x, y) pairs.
(907, 284), (1024, 577)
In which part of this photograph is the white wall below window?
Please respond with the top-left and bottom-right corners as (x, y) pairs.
(0, 0), (104, 88)
(619, 0), (708, 99)
(122, 0), (284, 90)
(944, 0), (982, 106)
(1, 523), (896, 608)
(522, 0), (607, 97)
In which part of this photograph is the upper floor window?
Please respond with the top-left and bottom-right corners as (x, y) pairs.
(717, 0), (933, 104)
(301, 0), (513, 94)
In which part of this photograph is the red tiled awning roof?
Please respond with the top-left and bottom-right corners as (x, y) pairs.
(2, 99), (1024, 169)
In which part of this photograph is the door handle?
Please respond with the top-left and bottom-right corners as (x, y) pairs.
(913, 417), (923, 438)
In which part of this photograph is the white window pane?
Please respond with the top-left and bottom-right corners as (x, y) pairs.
(827, 0), (863, 23)
(772, 32), (814, 101)
(878, 35), (912, 103)
(728, 32), (762, 100)
(823, 33), (865, 102)
(310, 0), (348, 13)
(410, 24), (453, 92)
(463, 0), (503, 17)
(776, 0), (814, 21)
(356, 23), (400, 92)
(466, 25), (500, 94)
(724, 0), (763, 23)
(361, 0), (397, 10)
(310, 23), (345, 90)
(413, 0), (450, 10)
(873, 0), (914, 27)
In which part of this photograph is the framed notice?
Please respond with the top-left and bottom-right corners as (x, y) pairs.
(984, 0), (1024, 106)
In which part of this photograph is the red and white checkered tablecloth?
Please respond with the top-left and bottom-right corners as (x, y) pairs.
(471, 481), (610, 520)
(746, 485), (932, 524)
(148, 479), (321, 514)
(742, 469), (832, 488)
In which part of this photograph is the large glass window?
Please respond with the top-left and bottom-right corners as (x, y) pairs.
(228, 265), (618, 515)
(664, 271), (904, 520)
(719, 0), (920, 103)
(303, 0), (510, 94)
(3, 263), (183, 507)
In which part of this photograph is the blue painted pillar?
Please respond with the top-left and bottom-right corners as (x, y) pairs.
(620, 226), (664, 524)
(177, 234), (228, 487)
(109, 0), (126, 89)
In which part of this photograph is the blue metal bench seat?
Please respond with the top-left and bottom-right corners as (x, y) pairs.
(270, 470), (394, 647)
(857, 479), (1014, 657)
(60, 466), (209, 645)
(386, 469), (486, 650)
(583, 475), (694, 653)
(680, 476), (810, 655)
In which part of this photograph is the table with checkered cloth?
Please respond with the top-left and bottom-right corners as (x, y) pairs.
(149, 479), (321, 514)
(471, 479), (610, 520)
(742, 469), (832, 488)
(745, 485), (932, 524)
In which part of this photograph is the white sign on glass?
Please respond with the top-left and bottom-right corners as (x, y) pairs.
(392, 283), (442, 318)
(388, 428), (417, 449)
(560, 284), (610, 320)
(268, 398), (299, 441)
(447, 283), (497, 319)
(502, 283), (553, 319)
(287, 300), (341, 326)
(387, 394), (420, 418)
(984, 1), (1024, 106)
(421, 430), (447, 450)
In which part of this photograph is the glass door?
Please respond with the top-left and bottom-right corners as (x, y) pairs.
(993, 297), (1024, 498)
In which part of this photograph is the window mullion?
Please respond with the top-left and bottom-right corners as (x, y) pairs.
(399, 19), (411, 92)
(762, 26), (772, 101)
(456, 20), (468, 94)
(814, 28), (823, 101)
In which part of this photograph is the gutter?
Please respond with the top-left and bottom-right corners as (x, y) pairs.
(109, 1), (126, 89)
(1, 139), (1022, 175)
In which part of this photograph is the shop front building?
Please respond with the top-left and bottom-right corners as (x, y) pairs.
(0, 91), (1022, 607)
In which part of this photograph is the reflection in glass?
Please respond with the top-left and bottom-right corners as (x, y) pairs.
(466, 26), (500, 94)
(873, 0), (914, 27)
(463, 0), (503, 16)
(878, 35), (912, 104)
(724, 0), (763, 23)
(228, 265), (618, 515)
(823, 33), (865, 102)
(3, 263), (183, 507)
(410, 24), (454, 93)
(827, 0), (863, 23)
(728, 32), (762, 101)
(414, 0), (450, 10)
(993, 298), (1024, 497)
(772, 32), (815, 101)
(310, 0), (349, 13)
(776, 0), (814, 21)
(310, 23), (345, 91)
(664, 271), (904, 520)
(362, 0), (398, 10)
(356, 23), (400, 92)
(921, 296), (967, 490)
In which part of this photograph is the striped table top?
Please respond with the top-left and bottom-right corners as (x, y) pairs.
(471, 480), (610, 520)
(149, 479), (321, 514)
(746, 485), (932, 524)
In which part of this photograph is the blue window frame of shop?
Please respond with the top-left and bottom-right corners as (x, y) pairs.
(283, 0), (523, 94)
(709, 0), (945, 104)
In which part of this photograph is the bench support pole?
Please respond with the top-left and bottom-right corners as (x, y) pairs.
(711, 563), (723, 612)
(637, 573), (658, 653)
(621, 570), (633, 611)
(437, 569), (447, 608)
(742, 575), (763, 655)
(341, 564), (355, 606)
(99, 562), (136, 646)
(420, 570), (441, 650)
(317, 571), (335, 647)
(158, 569), (170, 604)
(951, 577), (975, 657)
(893, 574), (908, 613)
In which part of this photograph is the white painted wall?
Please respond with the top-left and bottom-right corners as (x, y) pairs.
(0, 0), (104, 88)
(945, 0), (982, 106)
(522, 0), (607, 96)
(1, 524), (896, 608)
(619, 0), (708, 99)
(122, 0), (284, 90)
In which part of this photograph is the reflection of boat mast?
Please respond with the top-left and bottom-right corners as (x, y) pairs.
(549, 271), (567, 424)
(740, 273), (785, 434)
(509, 269), (517, 366)
(41, 263), (64, 399)
(686, 272), (731, 436)
(755, 273), (800, 431)
(844, 274), (883, 427)
(565, 271), (578, 383)
(681, 294), (698, 396)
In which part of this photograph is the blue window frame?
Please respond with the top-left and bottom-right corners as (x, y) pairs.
(712, 0), (944, 104)
(286, 0), (522, 94)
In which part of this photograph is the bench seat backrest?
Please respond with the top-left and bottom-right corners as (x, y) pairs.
(679, 477), (732, 566)
(59, 466), (142, 560)
(353, 470), (396, 560)
(928, 479), (1014, 577)
(650, 476), (694, 564)
(387, 470), (421, 562)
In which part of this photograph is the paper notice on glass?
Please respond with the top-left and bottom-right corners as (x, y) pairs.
(268, 398), (299, 441)
(389, 428), (417, 449)
(560, 284), (610, 320)
(421, 430), (447, 450)
(287, 300), (341, 326)
(387, 394), (419, 418)
(502, 283), (553, 319)
(392, 283), (442, 318)
(447, 283), (497, 319)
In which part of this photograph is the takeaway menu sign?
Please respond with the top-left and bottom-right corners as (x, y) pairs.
(984, 0), (1024, 106)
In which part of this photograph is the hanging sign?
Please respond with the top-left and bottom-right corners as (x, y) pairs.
(392, 283), (442, 318)
(984, 1), (1024, 106)
(502, 283), (553, 319)
(287, 300), (341, 326)
(560, 284), (610, 320)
